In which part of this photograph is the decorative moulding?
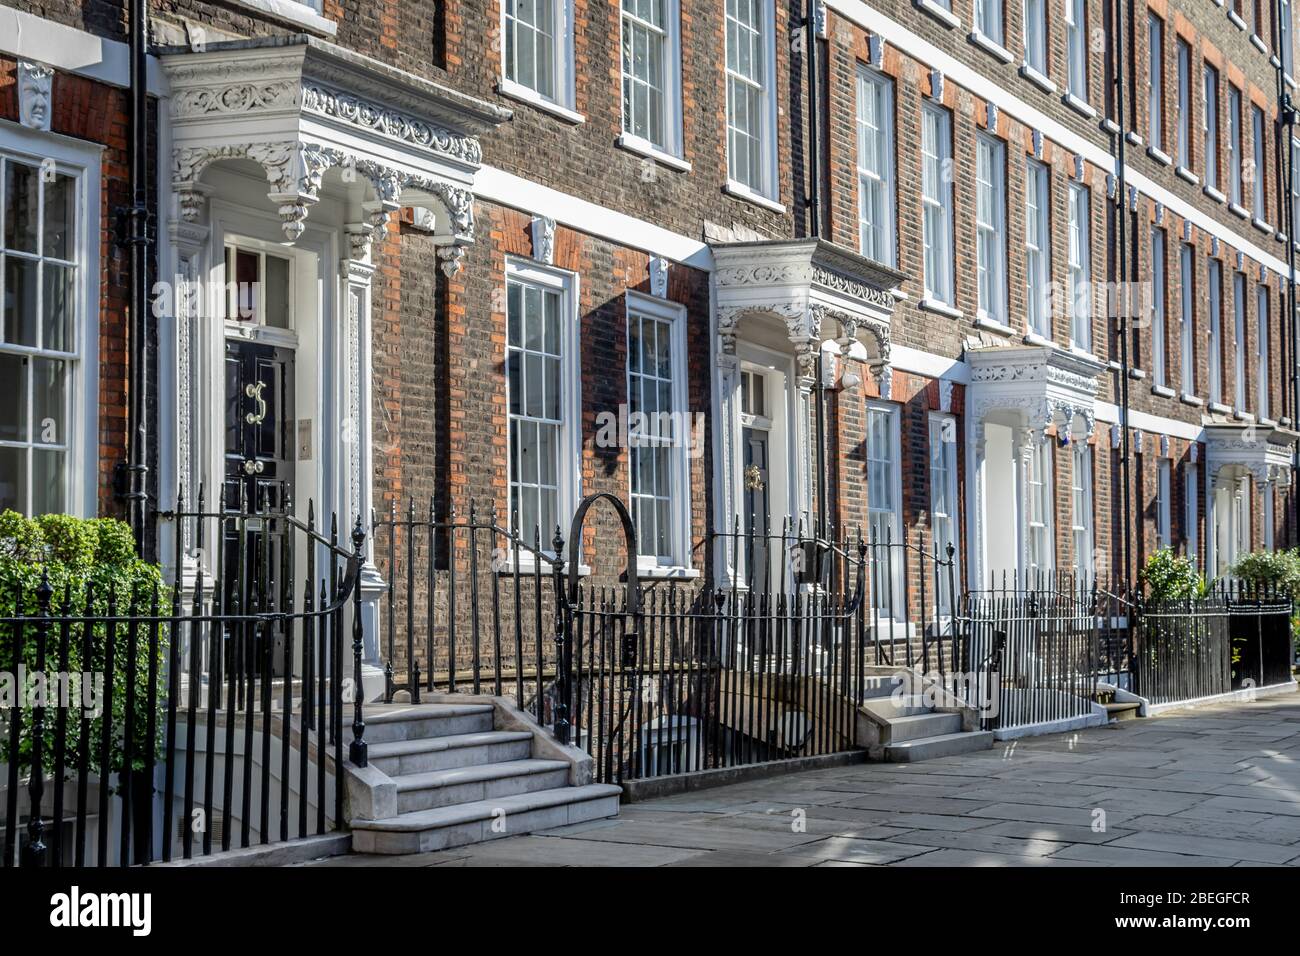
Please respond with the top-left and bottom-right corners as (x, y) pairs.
(649, 256), (669, 298)
(18, 60), (54, 132)
(531, 216), (556, 265)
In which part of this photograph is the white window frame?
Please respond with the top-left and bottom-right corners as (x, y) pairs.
(1233, 271), (1247, 412)
(1208, 256), (1223, 404)
(1025, 158), (1052, 338)
(619, 0), (684, 159)
(1023, 0), (1047, 74)
(504, 257), (581, 556)
(856, 68), (896, 267)
(1025, 438), (1054, 579)
(1146, 13), (1162, 149)
(867, 401), (905, 617)
(1251, 104), (1267, 217)
(1070, 443), (1093, 576)
(1257, 282), (1270, 419)
(928, 413), (961, 615)
(1186, 466), (1199, 566)
(976, 134), (1007, 325)
(975, 0), (1004, 45)
(1203, 64), (1220, 191)
(1068, 181), (1091, 351)
(1282, 0), (1295, 80)
(1180, 242), (1196, 395)
(1068, 0), (1088, 101)
(1227, 85), (1243, 205)
(625, 291), (691, 570)
(921, 102), (955, 306)
(1156, 458), (1172, 550)
(1150, 226), (1167, 386)
(1177, 39), (1193, 169)
(0, 131), (99, 518)
(501, 0), (579, 119)
(724, 0), (779, 203)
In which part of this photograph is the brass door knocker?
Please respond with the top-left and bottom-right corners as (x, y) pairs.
(244, 381), (268, 425)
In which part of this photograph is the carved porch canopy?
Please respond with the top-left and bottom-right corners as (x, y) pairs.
(967, 344), (1105, 442)
(160, 36), (509, 263)
(710, 238), (903, 378)
(1204, 422), (1295, 487)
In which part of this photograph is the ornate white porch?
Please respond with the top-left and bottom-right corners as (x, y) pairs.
(709, 238), (903, 587)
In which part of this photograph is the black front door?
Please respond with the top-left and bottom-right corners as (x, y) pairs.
(222, 338), (295, 676)
(742, 425), (770, 591)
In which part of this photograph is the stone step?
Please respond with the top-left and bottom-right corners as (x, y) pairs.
(861, 694), (930, 719)
(1103, 700), (1143, 722)
(393, 759), (572, 814)
(368, 730), (534, 776)
(351, 784), (623, 855)
(883, 730), (995, 762)
(361, 703), (496, 744)
(884, 711), (962, 743)
(859, 676), (908, 700)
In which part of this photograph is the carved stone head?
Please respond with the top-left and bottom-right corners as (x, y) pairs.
(18, 61), (54, 132)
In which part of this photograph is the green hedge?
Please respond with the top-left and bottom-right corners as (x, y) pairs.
(0, 511), (169, 776)
(1138, 548), (1207, 602)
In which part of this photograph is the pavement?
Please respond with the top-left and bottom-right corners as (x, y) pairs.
(311, 693), (1300, 867)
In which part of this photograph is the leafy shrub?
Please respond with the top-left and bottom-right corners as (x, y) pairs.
(1138, 547), (1206, 602)
(0, 511), (168, 776)
(1231, 548), (1300, 596)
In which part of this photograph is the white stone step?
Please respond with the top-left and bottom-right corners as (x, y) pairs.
(861, 693), (930, 719)
(362, 703), (496, 743)
(368, 730), (534, 776)
(351, 784), (623, 855)
(884, 711), (962, 743)
(883, 730), (995, 762)
(393, 759), (572, 813)
(859, 676), (906, 700)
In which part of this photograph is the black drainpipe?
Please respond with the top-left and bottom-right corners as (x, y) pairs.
(805, 0), (830, 543)
(1112, 0), (1135, 591)
(126, 0), (152, 555)
(1272, 0), (1299, 544)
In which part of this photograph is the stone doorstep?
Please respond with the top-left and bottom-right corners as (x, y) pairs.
(883, 730), (996, 762)
(350, 785), (622, 855)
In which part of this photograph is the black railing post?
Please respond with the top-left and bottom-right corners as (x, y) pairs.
(23, 571), (53, 867)
(551, 527), (571, 745)
(349, 518), (368, 768)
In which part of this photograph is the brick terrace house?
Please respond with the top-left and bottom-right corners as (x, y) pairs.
(2, 0), (1299, 627)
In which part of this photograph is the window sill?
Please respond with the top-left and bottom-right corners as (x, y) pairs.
(227, 0), (337, 35)
(1100, 117), (1121, 135)
(1203, 185), (1227, 204)
(1227, 10), (1248, 30)
(974, 314), (1016, 337)
(1128, 366), (1147, 380)
(1146, 145), (1172, 166)
(1152, 384), (1176, 398)
(919, 297), (962, 319)
(1063, 93), (1097, 119)
(500, 559), (593, 577)
(617, 134), (690, 172)
(497, 80), (585, 125)
(1068, 345), (1101, 364)
(1252, 217), (1274, 235)
(1260, 416), (1278, 427)
(915, 0), (962, 29)
(724, 180), (786, 213)
(1276, 232), (1289, 245)
(637, 565), (701, 581)
(1251, 34), (1269, 54)
(1124, 131), (1144, 149)
(1228, 201), (1249, 219)
(1234, 408), (1255, 422)
(1286, 74), (1297, 91)
(1208, 401), (1233, 415)
(1179, 392), (1204, 406)
(1022, 330), (1053, 347)
(968, 30), (1014, 63)
(1175, 165), (1199, 186)
(1019, 64), (1057, 94)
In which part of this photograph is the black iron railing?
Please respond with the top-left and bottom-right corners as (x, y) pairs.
(1, 489), (362, 867)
